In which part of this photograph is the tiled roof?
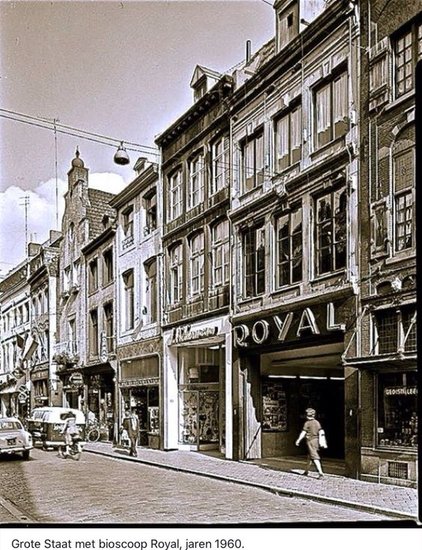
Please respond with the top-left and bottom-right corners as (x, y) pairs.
(86, 189), (116, 240)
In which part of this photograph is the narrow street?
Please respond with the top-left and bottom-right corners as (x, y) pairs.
(0, 449), (390, 524)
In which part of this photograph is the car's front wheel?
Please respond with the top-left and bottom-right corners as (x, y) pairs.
(22, 450), (31, 460)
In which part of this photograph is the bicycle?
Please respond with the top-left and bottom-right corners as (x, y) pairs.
(86, 422), (101, 442)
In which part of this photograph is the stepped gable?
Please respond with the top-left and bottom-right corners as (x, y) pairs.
(86, 188), (116, 240)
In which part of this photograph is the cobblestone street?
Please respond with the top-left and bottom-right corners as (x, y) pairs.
(0, 449), (392, 524)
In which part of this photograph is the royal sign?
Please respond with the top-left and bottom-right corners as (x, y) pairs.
(233, 302), (345, 348)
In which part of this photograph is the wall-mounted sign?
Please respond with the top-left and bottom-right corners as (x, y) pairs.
(100, 331), (108, 363)
(171, 325), (218, 345)
(384, 387), (417, 396)
(233, 301), (345, 348)
(69, 372), (84, 387)
(120, 377), (159, 387)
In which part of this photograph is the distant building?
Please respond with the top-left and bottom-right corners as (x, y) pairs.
(54, 150), (116, 416)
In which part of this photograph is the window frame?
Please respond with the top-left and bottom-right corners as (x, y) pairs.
(314, 69), (348, 149)
(122, 205), (134, 238)
(393, 147), (415, 254)
(274, 103), (302, 172)
(211, 136), (229, 194)
(168, 169), (183, 221)
(169, 244), (183, 305)
(89, 308), (99, 357)
(189, 232), (205, 296)
(242, 225), (266, 298)
(144, 259), (157, 324)
(188, 152), (205, 210)
(88, 258), (98, 293)
(241, 130), (265, 193)
(393, 20), (422, 99)
(275, 206), (303, 288)
(314, 187), (347, 276)
(102, 248), (114, 286)
(211, 219), (230, 287)
(122, 269), (134, 331)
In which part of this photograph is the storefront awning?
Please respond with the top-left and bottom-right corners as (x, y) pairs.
(342, 353), (417, 370)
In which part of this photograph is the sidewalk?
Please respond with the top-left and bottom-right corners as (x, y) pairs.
(84, 442), (419, 522)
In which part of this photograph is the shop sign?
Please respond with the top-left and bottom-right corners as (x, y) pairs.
(384, 386), (417, 396)
(233, 301), (345, 348)
(100, 331), (108, 363)
(31, 369), (48, 381)
(69, 372), (84, 387)
(171, 325), (218, 345)
(120, 377), (159, 387)
(18, 393), (28, 403)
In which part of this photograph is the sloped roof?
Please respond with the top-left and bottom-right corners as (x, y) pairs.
(86, 189), (115, 240)
(190, 65), (222, 88)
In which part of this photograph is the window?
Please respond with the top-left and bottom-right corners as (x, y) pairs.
(89, 309), (99, 356)
(275, 105), (302, 172)
(211, 137), (229, 194)
(275, 207), (302, 287)
(242, 132), (264, 193)
(122, 270), (134, 331)
(315, 189), (347, 275)
(144, 191), (157, 233)
(104, 302), (114, 353)
(144, 260), (157, 323)
(169, 245), (183, 305)
(122, 205), (134, 238)
(63, 267), (71, 292)
(188, 153), (205, 209)
(314, 71), (348, 148)
(103, 248), (113, 286)
(243, 226), (265, 297)
(88, 259), (98, 293)
(377, 372), (417, 448)
(394, 149), (414, 252)
(68, 318), (77, 354)
(169, 169), (183, 221)
(72, 261), (80, 287)
(394, 21), (422, 98)
(212, 220), (229, 287)
(189, 233), (204, 296)
(373, 307), (417, 355)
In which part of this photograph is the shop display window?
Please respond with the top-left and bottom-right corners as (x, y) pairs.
(262, 380), (288, 432)
(179, 389), (219, 445)
(377, 371), (417, 448)
(148, 406), (159, 434)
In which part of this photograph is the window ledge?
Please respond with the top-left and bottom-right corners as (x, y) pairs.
(384, 252), (416, 266)
(384, 90), (415, 113)
(310, 135), (346, 158)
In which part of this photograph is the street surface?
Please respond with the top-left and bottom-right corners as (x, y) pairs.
(0, 448), (391, 524)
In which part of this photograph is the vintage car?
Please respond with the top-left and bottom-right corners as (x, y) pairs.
(27, 406), (85, 449)
(0, 417), (33, 459)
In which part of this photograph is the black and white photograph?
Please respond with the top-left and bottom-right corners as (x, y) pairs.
(0, 0), (420, 541)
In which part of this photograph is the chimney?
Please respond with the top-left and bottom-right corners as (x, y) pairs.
(246, 40), (252, 64)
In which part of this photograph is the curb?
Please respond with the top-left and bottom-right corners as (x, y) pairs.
(85, 447), (418, 522)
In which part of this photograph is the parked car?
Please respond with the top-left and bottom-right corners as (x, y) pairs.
(27, 406), (85, 449)
(0, 417), (33, 459)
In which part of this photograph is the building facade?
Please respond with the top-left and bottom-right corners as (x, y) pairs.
(27, 231), (62, 410)
(229, 0), (361, 478)
(54, 150), (116, 415)
(110, 159), (162, 449)
(342, 0), (421, 487)
(156, 68), (234, 456)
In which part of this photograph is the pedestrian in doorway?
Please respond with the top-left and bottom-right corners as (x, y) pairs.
(122, 408), (139, 457)
(295, 408), (325, 479)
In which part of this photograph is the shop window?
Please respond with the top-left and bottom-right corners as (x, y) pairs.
(315, 188), (347, 275)
(189, 232), (204, 296)
(377, 372), (417, 448)
(262, 380), (288, 432)
(144, 259), (157, 323)
(241, 131), (264, 193)
(274, 104), (302, 172)
(103, 248), (113, 286)
(394, 20), (422, 98)
(373, 307), (417, 355)
(89, 309), (99, 357)
(103, 302), (114, 353)
(122, 270), (134, 331)
(211, 220), (229, 287)
(275, 207), (302, 287)
(169, 244), (183, 305)
(314, 70), (348, 149)
(88, 259), (98, 293)
(242, 225), (265, 298)
(168, 169), (183, 221)
(188, 153), (205, 210)
(211, 136), (229, 194)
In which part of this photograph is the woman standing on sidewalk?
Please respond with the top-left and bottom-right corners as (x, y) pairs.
(295, 408), (325, 479)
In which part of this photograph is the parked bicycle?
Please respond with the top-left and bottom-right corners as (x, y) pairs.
(86, 420), (101, 442)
